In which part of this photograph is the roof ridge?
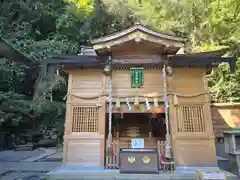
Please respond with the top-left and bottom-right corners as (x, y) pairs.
(91, 24), (186, 44)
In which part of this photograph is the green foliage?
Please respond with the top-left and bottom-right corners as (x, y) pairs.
(0, 0), (70, 146)
(31, 99), (66, 142)
(0, 91), (31, 127)
(0, 58), (26, 93)
(0, 91), (65, 145)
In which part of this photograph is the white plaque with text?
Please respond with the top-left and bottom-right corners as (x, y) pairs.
(131, 138), (144, 149)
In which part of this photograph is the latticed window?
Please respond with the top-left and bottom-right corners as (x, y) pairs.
(177, 104), (206, 132)
(72, 106), (99, 132)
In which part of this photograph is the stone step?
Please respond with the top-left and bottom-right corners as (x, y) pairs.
(45, 166), (238, 180)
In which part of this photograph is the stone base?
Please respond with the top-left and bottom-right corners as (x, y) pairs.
(45, 166), (238, 180)
(175, 166), (220, 173)
(217, 156), (230, 172)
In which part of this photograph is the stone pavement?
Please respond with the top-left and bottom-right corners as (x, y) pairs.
(0, 148), (239, 180)
(1, 172), (47, 180)
(0, 162), (61, 172)
(0, 148), (61, 180)
(46, 167), (238, 180)
(40, 151), (62, 162)
(0, 149), (45, 162)
(24, 148), (58, 162)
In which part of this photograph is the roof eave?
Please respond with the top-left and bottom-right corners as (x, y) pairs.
(175, 48), (230, 57)
(46, 54), (236, 73)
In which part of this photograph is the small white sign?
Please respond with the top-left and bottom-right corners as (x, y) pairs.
(131, 138), (144, 149)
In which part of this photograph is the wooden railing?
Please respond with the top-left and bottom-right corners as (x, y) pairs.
(105, 139), (175, 171)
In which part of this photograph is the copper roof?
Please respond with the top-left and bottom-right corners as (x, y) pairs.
(91, 23), (186, 44)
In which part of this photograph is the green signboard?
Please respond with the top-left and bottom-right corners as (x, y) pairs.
(131, 68), (143, 88)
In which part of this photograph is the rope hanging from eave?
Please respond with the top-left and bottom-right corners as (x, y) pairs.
(162, 65), (169, 128)
(63, 92), (209, 100)
(106, 77), (113, 150)
(106, 55), (113, 156)
(162, 64), (172, 159)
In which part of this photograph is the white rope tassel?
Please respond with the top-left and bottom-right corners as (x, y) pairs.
(145, 98), (151, 111)
(116, 98), (121, 108)
(153, 98), (159, 108)
(126, 97), (132, 111)
(134, 96), (139, 106)
(173, 94), (178, 105)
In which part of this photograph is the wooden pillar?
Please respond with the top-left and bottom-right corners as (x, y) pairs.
(99, 99), (106, 167)
(63, 73), (73, 164)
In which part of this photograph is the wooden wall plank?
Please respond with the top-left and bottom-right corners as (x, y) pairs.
(170, 68), (216, 167)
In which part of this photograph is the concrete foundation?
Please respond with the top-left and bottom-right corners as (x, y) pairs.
(45, 166), (237, 180)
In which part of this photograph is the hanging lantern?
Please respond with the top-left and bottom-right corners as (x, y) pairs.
(116, 98), (121, 108)
(134, 96), (139, 106)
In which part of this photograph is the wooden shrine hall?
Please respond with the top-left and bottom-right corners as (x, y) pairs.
(48, 24), (236, 172)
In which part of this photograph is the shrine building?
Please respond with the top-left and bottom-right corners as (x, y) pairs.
(48, 24), (236, 172)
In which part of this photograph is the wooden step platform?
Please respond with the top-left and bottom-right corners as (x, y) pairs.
(45, 166), (237, 180)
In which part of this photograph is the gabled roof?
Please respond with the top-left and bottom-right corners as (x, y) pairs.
(91, 23), (186, 44)
(91, 23), (186, 52)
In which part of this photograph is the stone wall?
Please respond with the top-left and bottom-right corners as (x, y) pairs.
(211, 103), (240, 137)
